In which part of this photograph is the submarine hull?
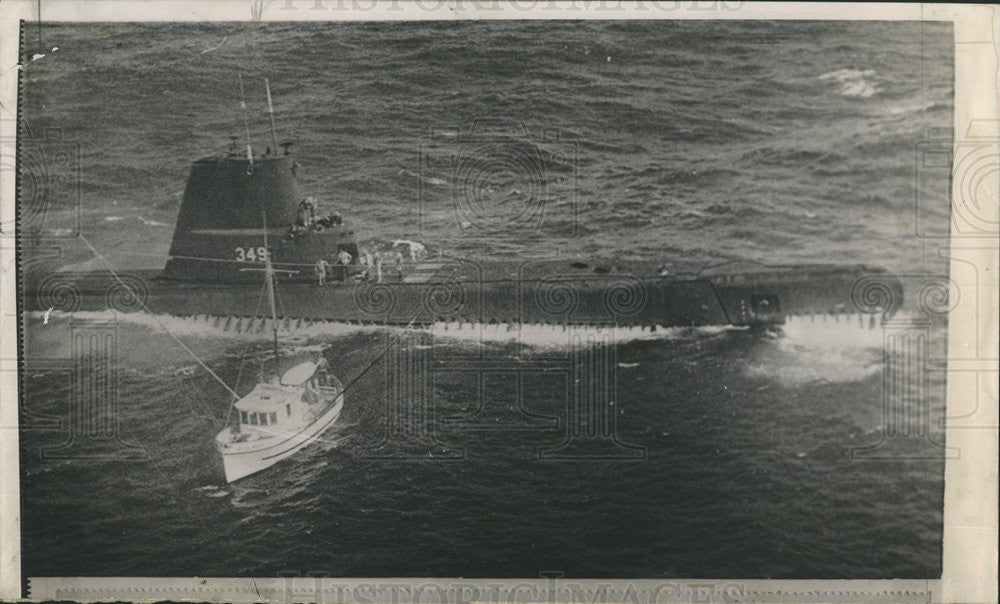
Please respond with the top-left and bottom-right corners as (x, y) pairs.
(21, 145), (903, 328)
(24, 260), (902, 328)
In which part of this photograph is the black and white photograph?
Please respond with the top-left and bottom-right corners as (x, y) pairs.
(2, 2), (997, 603)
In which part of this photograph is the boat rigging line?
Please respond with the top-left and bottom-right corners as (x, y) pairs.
(79, 233), (459, 431)
(78, 235), (240, 399)
(324, 263), (466, 405)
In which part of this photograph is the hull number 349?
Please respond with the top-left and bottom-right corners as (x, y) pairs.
(235, 246), (270, 262)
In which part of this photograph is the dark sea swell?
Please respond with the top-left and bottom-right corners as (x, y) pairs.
(21, 314), (947, 578)
(20, 20), (952, 269)
(19, 20), (952, 579)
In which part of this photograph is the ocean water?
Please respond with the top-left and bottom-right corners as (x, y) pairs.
(19, 20), (952, 579)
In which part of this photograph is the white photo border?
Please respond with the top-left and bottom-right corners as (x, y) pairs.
(0, 2), (996, 603)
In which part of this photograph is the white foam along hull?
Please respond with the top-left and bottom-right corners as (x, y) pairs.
(217, 395), (344, 483)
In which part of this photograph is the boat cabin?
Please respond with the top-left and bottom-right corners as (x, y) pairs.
(233, 358), (340, 433)
(234, 382), (302, 432)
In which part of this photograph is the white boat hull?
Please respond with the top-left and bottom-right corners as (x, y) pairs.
(216, 395), (344, 483)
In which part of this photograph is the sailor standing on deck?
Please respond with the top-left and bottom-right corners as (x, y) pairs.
(393, 250), (404, 278)
(337, 249), (353, 282)
(314, 258), (330, 286)
(361, 250), (374, 281)
(358, 250), (369, 280)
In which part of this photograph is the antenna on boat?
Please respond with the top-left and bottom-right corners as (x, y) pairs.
(264, 78), (280, 156)
(237, 214), (299, 373)
(262, 211), (280, 368)
(238, 73), (255, 169)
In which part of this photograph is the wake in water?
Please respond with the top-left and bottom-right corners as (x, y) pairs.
(193, 485), (230, 498)
(29, 309), (886, 346)
(742, 312), (940, 387)
(28, 309), (750, 349)
(28, 308), (889, 389)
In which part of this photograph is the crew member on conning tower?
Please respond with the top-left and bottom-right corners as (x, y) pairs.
(298, 197), (317, 227)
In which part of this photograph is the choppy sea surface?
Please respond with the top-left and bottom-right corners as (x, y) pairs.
(19, 21), (951, 579)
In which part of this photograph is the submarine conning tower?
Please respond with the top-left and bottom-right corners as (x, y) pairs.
(162, 146), (360, 283)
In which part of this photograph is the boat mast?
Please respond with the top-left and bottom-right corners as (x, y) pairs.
(262, 212), (280, 367)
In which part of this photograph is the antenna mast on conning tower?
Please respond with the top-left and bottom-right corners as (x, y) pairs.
(265, 78), (280, 155)
(238, 73), (254, 167)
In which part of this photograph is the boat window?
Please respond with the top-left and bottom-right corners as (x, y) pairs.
(250, 413), (258, 425)
(286, 403), (291, 417)
(260, 413), (268, 426)
(270, 412), (277, 424)
(241, 411), (248, 424)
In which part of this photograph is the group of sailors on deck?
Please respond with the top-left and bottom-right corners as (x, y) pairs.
(294, 197), (428, 287)
(313, 248), (408, 287)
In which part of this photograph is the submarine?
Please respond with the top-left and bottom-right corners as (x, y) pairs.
(21, 88), (904, 329)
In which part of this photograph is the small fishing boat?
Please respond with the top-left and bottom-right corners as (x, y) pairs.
(214, 215), (344, 483)
(215, 356), (344, 483)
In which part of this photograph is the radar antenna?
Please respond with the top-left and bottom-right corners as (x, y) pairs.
(237, 214), (299, 373)
(265, 78), (280, 156)
(238, 73), (254, 169)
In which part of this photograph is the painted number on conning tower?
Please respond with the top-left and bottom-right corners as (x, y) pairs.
(235, 247), (269, 262)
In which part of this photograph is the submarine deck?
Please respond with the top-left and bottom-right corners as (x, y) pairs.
(23, 259), (898, 327)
